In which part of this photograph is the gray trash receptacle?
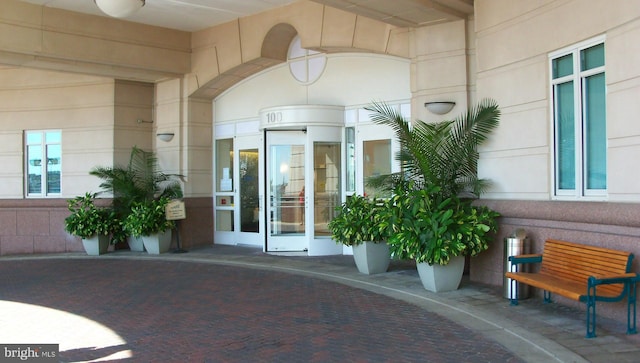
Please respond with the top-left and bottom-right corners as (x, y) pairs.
(503, 236), (529, 299)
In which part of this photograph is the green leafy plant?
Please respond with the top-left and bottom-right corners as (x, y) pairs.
(457, 204), (501, 258)
(380, 183), (499, 265)
(366, 100), (502, 265)
(328, 195), (386, 247)
(64, 192), (116, 239)
(123, 197), (175, 237)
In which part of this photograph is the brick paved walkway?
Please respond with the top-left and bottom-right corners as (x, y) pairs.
(1, 258), (523, 362)
(2, 245), (640, 362)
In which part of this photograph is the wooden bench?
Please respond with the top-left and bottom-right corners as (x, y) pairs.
(505, 239), (638, 338)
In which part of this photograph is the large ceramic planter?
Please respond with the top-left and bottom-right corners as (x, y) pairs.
(128, 235), (145, 252)
(141, 229), (172, 254)
(416, 255), (465, 292)
(81, 235), (110, 256)
(352, 241), (390, 275)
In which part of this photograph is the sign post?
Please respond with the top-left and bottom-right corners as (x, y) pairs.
(166, 199), (187, 253)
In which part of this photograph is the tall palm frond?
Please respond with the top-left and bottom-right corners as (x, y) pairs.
(90, 146), (183, 210)
(126, 146), (182, 200)
(364, 99), (500, 200)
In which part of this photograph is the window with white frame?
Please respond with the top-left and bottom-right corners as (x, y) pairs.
(551, 37), (606, 198)
(25, 130), (61, 197)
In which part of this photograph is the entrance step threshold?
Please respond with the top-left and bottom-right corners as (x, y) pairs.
(266, 251), (308, 257)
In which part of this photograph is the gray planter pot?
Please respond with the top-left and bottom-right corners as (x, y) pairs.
(128, 235), (145, 252)
(142, 230), (172, 254)
(352, 241), (390, 275)
(81, 235), (109, 256)
(416, 255), (465, 292)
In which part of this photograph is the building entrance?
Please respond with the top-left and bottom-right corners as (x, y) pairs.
(264, 127), (343, 254)
(260, 105), (345, 255)
(214, 105), (348, 255)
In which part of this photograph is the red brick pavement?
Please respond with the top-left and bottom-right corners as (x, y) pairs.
(1, 259), (523, 362)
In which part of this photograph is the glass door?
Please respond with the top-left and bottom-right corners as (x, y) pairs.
(214, 135), (264, 247)
(312, 142), (341, 237)
(266, 131), (307, 252)
(235, 136), (263, 247)
(214, 138), (235, 245)
(306, 126), (343, 255)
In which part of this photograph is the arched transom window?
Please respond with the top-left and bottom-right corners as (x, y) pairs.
(288, 36), (326, 84)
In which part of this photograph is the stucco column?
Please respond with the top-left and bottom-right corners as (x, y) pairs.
(155, 78), (213, 198)
(155, 78), (213, 248)
(410, 19), (470, 122)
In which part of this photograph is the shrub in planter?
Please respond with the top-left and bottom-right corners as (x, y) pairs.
(365, 99), (501, 290)
(380, 184), (499, 266)
(379, 183), (499, 291)
(122, 197), (175, 238)
(64, 193), (116, 255)
(90, 146), (183, 246)
(328, 195), (386, 247)
(64, 192), (115, 239)
(328, 195), (390, 274)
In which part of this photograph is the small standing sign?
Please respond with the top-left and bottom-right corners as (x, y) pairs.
(166, 199), (186, 221)
(165, 199), (187, 253)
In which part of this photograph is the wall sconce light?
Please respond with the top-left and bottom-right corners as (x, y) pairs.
(94, 0), (145, 18)
(157, 133), (175, 142)
(424, 101), (456, 115)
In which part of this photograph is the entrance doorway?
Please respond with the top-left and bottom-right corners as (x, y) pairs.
(266, 131), (307, 252)
(214, 105), (348, 254)
(264, 126), (343, 254)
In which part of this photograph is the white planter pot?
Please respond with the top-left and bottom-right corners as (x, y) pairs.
(352, 241), (390, 275)
(416, 255), (465, 292)
(128, 235), (145, 252)
(81, 235), (110, 256)
(141, 230), (172, 254)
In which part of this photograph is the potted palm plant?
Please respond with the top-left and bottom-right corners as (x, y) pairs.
(328, 195), (390, 274)
(123, 196), (175, 254)
(64, 192), (116, 256)
(366, 99), (501, 292)
(90, 146), (183, 251)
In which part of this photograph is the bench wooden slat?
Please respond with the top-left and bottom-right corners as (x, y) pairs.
(543, 250), (629, 266)
(536, 240), (632, 296)
(505, 271), (624, 300)
(540, 253), (626, 267)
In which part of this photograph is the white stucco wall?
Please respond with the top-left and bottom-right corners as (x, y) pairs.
(214, 53), (411, 123)
(0, 68), (156, 199)
(0, 68), (116, 198)
(475, 0), (640, 202)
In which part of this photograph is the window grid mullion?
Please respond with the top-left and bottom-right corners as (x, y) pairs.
(41, 144), (47, 197)
(574, 51), (584, 197)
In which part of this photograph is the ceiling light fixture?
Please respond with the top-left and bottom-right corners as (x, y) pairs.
(94, 0), (145, 18)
